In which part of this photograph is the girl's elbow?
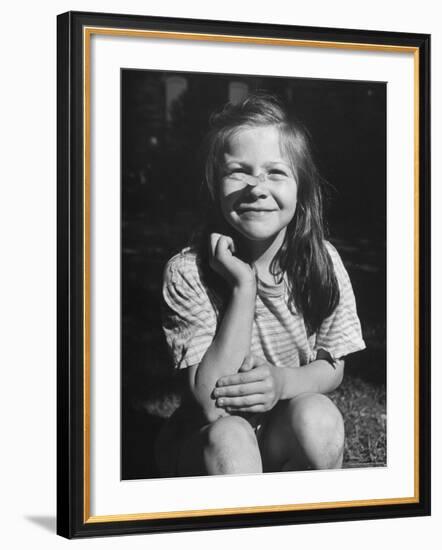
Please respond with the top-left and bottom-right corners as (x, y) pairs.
(192, 390), (228, 424)
(187, 364), (227, 424)
(203, 406), (229, 424)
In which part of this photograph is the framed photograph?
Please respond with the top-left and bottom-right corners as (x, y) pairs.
(57, 11), (430, 538)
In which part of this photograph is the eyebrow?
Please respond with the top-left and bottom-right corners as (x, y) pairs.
(223, 160), (291, 168)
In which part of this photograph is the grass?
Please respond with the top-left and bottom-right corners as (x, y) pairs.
(329, 375), (386, 468)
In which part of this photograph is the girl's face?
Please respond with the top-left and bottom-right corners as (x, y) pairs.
(218, 125), (298, 243)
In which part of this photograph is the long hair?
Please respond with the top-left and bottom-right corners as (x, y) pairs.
(192, 92), (339, 335)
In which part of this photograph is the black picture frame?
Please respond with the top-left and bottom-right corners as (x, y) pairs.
(57, 10), (431, 539)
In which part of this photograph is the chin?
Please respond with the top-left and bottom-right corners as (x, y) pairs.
(235, 224), (281, 242)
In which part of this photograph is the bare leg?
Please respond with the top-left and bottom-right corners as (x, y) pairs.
(258, 393), (345, 472)
(180, 416), (262, 475)
(156, 408), (262, 476)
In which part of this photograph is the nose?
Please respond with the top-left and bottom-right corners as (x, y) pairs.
(246, 173), (269, 198)
(247, 173), (266, 187)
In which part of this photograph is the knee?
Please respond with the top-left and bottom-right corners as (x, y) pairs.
(287, 393), (344, 449)
(203, 415), (261, 474)
(205, 415), (257, 452)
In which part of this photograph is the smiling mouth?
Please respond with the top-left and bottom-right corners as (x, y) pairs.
(237, 207), (276, 214)
(236, 209), (276, 220)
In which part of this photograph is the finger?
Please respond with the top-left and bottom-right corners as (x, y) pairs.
(215, 235), (235, 259)
(227, 404), (265, 414)
(239, 354), (254, 372)
(209, 233), (221, 258)
(216, 365), (268, 387)
(213, 381), (266, 398)
(216, 394), (264, 408)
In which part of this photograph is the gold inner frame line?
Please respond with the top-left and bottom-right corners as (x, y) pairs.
(85, 26), (418, 53)
(82, 26), (420, 524)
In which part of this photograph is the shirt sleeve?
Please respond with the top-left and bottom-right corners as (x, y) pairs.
(161, 254), (218, 369)
(313, 242), (366, 361)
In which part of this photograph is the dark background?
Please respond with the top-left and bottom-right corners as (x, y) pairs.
(121, 69), (386, 479)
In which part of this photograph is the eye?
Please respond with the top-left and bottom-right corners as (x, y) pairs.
(225, 167), (247, 179)
(268, 169), (289, 179)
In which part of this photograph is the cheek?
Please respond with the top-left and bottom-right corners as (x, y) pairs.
(276, 185), (298, 212)
(218, 181), (242, 214)
(217, 194), (236, 221)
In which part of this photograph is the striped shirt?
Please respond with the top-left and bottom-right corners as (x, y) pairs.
(161, 242), (366, 370)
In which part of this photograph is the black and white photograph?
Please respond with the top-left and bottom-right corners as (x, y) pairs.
(121, 70), (387, 480)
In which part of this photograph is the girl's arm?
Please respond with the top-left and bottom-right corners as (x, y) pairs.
(187, 234), (256, 423)
(277, 352), (344, 399)
(188, 283), (255, 422)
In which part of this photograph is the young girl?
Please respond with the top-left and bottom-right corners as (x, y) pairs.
(156, 92), (365, 477)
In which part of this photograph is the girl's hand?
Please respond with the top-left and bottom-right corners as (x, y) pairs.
(209, 233), (256, 290)
(213, 354), (283, 413)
